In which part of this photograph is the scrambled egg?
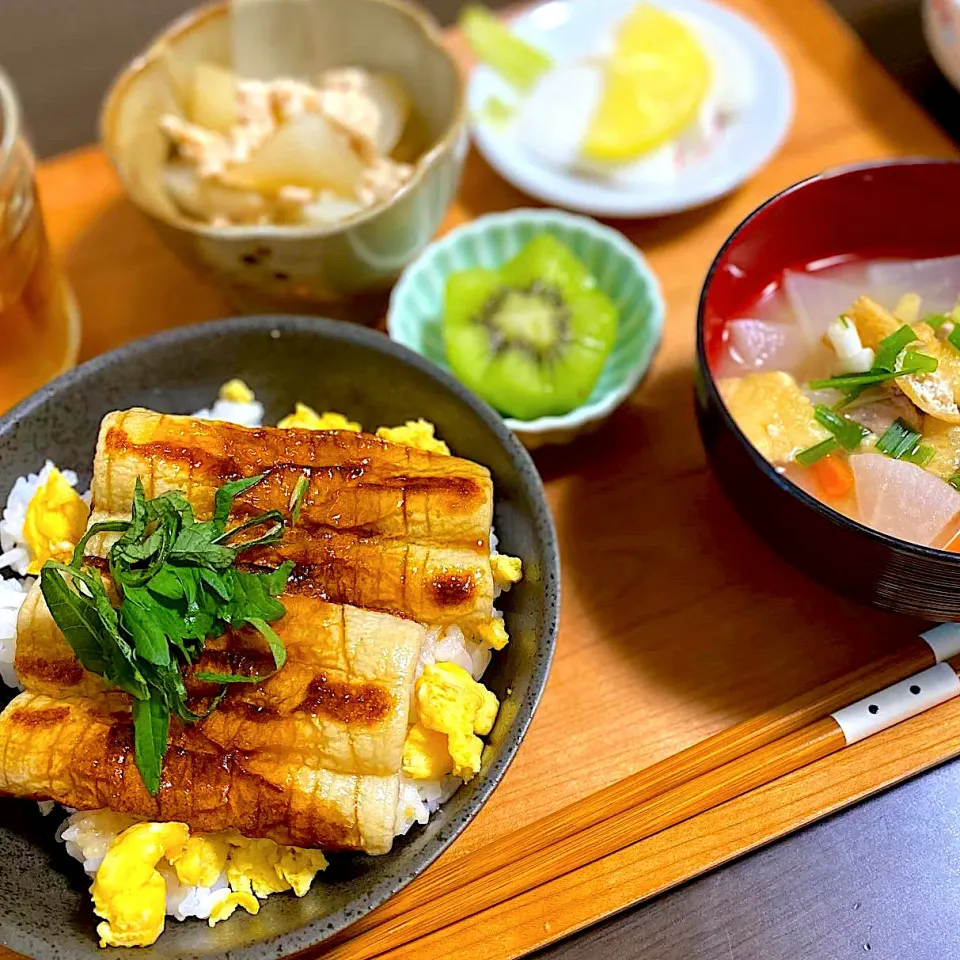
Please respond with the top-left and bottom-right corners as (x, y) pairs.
(170, 833), (230, 887)
(93, 822), (189, 948)
(491, 554), (522, 590)
(278, 402), (361, 432)
(375, 419), (450, 455)
(92, 821), (327, 947)
(226, 838), (328, 898)
(275, 403), (452, 457)
(207, 889), (261, 926)
(718, 372), (829, 464)
(22, 466), (89, 574)
(219, 378), (256, 403)
(402, 722), (453, 779)
(476, 616), (509, 651)
(403, 663), (499, 781)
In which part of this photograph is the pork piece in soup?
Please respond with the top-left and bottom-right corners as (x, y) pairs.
(713, 256), (960, 549)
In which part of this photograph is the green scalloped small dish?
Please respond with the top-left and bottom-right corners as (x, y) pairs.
(387, 209), (665, 448)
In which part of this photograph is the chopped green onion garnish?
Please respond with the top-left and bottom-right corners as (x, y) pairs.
(811, 354), (939, 394)
(876, 418), (923, 460)
(901, 350), (938, 374)
(903, 444), (936, 468)
(948, 473), (960, 491)
(874, 324), (918, 371)
(290, 473), (309, 526)
(810, 369), (919, 391)
(948, 325), (960, 354)
(813, 405), (868, 450)
(796, 437), (840, 467)
(924, 314), (950, 331)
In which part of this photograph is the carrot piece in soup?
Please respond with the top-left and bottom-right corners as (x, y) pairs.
(810, 455), (855, 500)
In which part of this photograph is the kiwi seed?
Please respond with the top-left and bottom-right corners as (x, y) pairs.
(476, 279), (572, 361)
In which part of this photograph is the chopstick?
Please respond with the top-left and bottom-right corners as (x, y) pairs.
(321, 626), (960, 959)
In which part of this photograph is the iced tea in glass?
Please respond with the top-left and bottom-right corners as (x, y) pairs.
(0, 68), (79, 413)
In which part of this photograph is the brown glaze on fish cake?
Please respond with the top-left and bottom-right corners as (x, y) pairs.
(87, 409), (495, 626)
(3, 406), (505, 850)
(15, 582), (424, 779)
(0, 692), (399, 853)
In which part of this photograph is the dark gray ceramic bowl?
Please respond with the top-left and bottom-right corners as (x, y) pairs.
(0, 316), (559, 960)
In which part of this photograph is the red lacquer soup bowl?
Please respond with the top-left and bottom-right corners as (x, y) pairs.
(695, 158), (960, 621)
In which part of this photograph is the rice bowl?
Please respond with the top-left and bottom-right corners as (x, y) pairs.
(0, 321), (560, 956)
(0, 380), (522, 946)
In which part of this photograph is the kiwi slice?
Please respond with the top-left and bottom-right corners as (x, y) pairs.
(443, 234), (619, 420)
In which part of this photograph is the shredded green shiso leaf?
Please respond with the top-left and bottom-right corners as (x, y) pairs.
(40, 474), (293, 795)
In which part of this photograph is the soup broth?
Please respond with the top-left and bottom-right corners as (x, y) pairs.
(711, 255), (960, 549)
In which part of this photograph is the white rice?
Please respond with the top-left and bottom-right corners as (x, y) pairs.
(0, 577), (30, 689)
(192, 398), (264, 427)
(0, 460), (81, 575)
(418, 624), (491, 682)
(58, 810), (137, 875)
(394, 774), (462, 837)
(160, 863), (231, 922)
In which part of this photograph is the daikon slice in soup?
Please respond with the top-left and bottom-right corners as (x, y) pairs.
(712, 255), (960, 549)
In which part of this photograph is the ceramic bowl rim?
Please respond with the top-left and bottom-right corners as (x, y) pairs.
(386, 207), (666, 435)
(98, 0), (467, 239)
(696, 155), (960, 564)
(0, 314), (560, 960)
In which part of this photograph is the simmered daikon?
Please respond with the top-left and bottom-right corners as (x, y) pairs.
(189, 63), (237, 133)
(219, 113), (366, 195)
(159, 65), (417, 226)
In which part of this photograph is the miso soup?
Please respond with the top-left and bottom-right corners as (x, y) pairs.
(711, 255), (960, 549)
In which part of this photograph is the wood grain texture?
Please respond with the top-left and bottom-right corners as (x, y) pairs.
(2, 0), (957, 958)
(379, 694), (960, 960)
(322, 651), (960, 959)
(320, 718), (848, 960)
(315, 637), (939, 953)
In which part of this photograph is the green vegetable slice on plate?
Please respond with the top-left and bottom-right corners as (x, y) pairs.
(460, 4), (552, 92)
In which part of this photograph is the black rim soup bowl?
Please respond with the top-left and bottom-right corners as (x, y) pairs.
(696, 158), (960, 622)
(0, 315), (559, 960)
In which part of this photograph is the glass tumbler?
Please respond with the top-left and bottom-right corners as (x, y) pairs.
(0, 68), (79, 413)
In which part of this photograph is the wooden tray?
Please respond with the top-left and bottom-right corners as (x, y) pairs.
(9, 0), (960, 958)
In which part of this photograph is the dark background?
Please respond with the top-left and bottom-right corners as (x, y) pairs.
(4, 0), (960, 156)
(6, 1), (960, 958)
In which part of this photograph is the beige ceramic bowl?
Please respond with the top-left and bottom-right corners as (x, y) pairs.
(100, 0), (467, 317)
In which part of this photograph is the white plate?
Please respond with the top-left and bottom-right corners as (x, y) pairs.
(467, 0), (794, 218)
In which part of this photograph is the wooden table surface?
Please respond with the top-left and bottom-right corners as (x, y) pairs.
(6, 0), (960, 957)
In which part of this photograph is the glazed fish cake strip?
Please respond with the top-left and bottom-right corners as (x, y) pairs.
(13, 584), (106, 700)
(191, 598), (424, 775)
(266, 540), (492, 627)
(15, 584), (424, 777)
(88, 409), (495, 625)
(91, 408), (492, 543)
(0, 692), (399, 853)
